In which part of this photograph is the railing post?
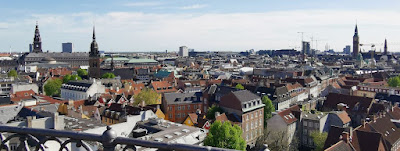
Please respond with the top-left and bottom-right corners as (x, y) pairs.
(101, 126), (117, 151)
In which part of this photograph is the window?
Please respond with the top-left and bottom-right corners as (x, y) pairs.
(309, 122), (313, 128)
(255, 112), (258, 117)
(303, 121), (307, 126)
(260, 110), (262, 116)
(251, 122), (254, 129)
(182, 106), (185, 110)
(255, 120), (258, 127)
(246, 134), (249, 140)
(314, 123), (319, 128)
(251, 113), (253, 119)
(187, 105), (190, 110)
(246, 123), (249, 131)
(259, 119), (262, 126)
(246, 115), (249, 121)
(168, 106), (172, 111)
(177, 106), (181, 110)
(303, 129), (308, 135)
(169, 114), (172, 119)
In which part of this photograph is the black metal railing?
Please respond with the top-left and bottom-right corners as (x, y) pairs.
(0, 125), (235, 151)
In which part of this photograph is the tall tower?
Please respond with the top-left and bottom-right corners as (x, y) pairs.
(353, 24), (360, 58)
(32, 22), (42, 53)
(89, 26), (101, 79)
(384, 39), (388, 55)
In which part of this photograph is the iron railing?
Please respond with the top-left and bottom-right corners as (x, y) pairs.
(0, 125), (235, 151)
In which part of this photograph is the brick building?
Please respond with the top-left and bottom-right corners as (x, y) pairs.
(163, 92), (206, 123)
(219, 90), (265, 145)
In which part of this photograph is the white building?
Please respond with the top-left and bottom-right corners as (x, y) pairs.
(61, 79), (105, 101)
(178, 46), (188, 57)
(11, 83), (39, 94)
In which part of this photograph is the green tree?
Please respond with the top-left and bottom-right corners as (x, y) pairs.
(206, 105), (224, 119)
(235, 83), (245, 90)
(133, 88), (159, 105)
(7, 69), (17, 78)
(44, 79), (62, 96)
(204, 121), (246, 150)
(77, 69), (88, 77)
(310, 131), (328, 151)
(63, 74), (82, 83)
(102, 73), (116, 79)
(262, 95), (275, 125)
(388, 76), (400, 87)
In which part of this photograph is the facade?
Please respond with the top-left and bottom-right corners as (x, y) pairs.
(60, 80), (105, 101)
(300, 112), (328, 149)
(25, 57), (70, 69)
(343, 45), (351, 54)
(32, 22), (42, 53)
(219, 90), (265, 145)
(267, 105), (301, 148)
(103, 57), (129, 67)
(62, 42), (73, 53)
(29, 44), (33, 53)
(179, 46), (188, 57)
(89, 27), (101, 79)
(163, 92), (205, 123)
(11, 83), (39, 94)
(23, 52), (88, 67)
(353, 24), (359, 58)
(125, 58), (158, 68)
(302, 41), (311, 55)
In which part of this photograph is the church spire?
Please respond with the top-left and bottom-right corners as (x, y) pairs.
(354, 24), (358, 37)
(32, 21), (42, 53)
(92, 26), (96, 41)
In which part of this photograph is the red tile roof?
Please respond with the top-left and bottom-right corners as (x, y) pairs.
(277, 105), (300, 125)
(151, 81), (176, 93)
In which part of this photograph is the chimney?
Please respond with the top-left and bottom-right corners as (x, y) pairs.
(341, 132), (350, 143)
(361, 119), (366, 128)
(215, 112), (221, 118)
(27, 116), (36, 128)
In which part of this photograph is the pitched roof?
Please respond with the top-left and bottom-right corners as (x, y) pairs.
(336, 111), (351, 124)
(323, 93), (374, 113)
(324, 126), (346, 150)
(188, 113), (198, 125)
(351, 130), (384, 151)
(164, 92), (203, 105)
(220, 90), (262, 112)
(277, 105), (300, 125)
(215, 113), (228, 122)
(325, 140), (354, 151)
(364, 115), (400, 149)
(151, 81), (176, 93)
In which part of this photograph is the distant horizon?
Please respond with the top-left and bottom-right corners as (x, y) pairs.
(1, 1), (400, 52)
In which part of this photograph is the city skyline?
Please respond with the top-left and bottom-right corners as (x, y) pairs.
(1, 1), (400, 52)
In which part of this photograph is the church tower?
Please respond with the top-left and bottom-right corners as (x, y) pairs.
(32, 22), (42, 53)
(384, 39), (388, 55)
(89, 26), (101, 79)
(353, 24), (360, 58)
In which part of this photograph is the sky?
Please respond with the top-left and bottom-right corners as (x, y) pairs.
(1, 0), (400, 53)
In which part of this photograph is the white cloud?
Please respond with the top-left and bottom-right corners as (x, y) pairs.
(2, 9), (400, 52)
(123, 2), (163, 7)
(180, 4), (207, 10)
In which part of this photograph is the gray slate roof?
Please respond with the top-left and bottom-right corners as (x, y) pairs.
(164, 92), (202, 105)
(0, 103), (23, 124)
(231, 90), (260, 103)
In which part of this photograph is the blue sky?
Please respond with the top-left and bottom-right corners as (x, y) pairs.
(1, 0), (400, 52)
